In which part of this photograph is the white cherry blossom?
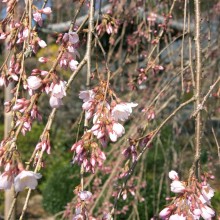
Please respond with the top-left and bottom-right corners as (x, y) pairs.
(79, 90), (95, 102)
(200, 184), (214, 204)
(69, 59), (79, 71)
(169, 170), (179, 180)
(170, 180), (185, 193)
(201, 205), (215, 220)
(49, 96), (63, 108)
(169, 214), (186, 220)
(50, 81), (66, 99)
(38, 39), (47, 48)
(14, 170), (42, 192)
(159, 207), (171, 219)
(112, 102), (138, 121)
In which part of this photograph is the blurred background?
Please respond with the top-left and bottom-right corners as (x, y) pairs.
(0, 0), (220, 219)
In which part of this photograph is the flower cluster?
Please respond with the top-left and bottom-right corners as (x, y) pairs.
(71, 132), (106, 173)
(70, 81), (138, 172)
(33, 7), (52, 27)
(0, 139), (42, 192)
(66, 190), (92, 220)
(159, 170), (215, 220)
(122, 139), (138, 162)
(79, 85), (137, 146)
(59, 31), (79, 71)
(96, 14), (119, 35)
(4, 98), (42, 135)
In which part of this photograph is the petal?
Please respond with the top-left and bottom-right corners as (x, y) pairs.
(109, 131), (117, 142)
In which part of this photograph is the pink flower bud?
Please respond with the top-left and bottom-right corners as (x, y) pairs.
(40, 7), (52, 15)
(38, 57), (48, 63)
(90, 157), (96, 167)
(38, 39), (47, 48)
(32, 69), (41, 74)
(41, 71), (49, 76)
(23, 27), (29, 38)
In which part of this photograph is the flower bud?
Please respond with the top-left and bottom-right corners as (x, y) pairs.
(169, 170), (179, 180)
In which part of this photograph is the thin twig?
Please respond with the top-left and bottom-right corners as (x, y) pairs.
(189, 0), (202, 181)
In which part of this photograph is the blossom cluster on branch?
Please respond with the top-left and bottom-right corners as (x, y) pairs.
(159, 171), (215, 220)
(71, 82), (138, 173)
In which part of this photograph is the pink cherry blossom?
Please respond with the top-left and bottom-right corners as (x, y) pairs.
(27, 76), (42, 90)
(200, 184), (214, 203)
(12, 98), (29, 112)
(33, 12), (43, 26)
(59, 55), (68, 68)
(69, 59), (79, 71)
(62, 31), (79, 44)
(40, 7), (52, 15)
(35, 140), (51, 154)
(49, 96), (63, 108)
(67, 46), (80, 58)
(102, 213), (113, 220)
(68, 32), (79, 44)
(50, 81), (66, 99)
(16, 119), (32, 136)
(41, 70), (49, 76)
(30, 105), (42, 121)
(79, 90), (95, 102)
(78, 191), (92, 201)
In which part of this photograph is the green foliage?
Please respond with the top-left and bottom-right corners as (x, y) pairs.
(42, 163), (79, 214)
(17, 123), (44, 159)
(212, 190), (220, 214)
(0, 191), (3, 215)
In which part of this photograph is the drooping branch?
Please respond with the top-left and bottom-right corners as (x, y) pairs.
(189, 0), (202, 181)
